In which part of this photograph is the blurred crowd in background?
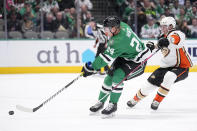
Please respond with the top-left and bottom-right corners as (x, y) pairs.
(0, 0), (196, 39)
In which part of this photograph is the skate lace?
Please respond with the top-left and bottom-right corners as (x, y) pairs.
(105, 103), (114, 111)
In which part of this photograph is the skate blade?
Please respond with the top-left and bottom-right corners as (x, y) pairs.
(126, 106), (136, 109)
(101, 113), (115, 119)
(89, 111), (100, 116)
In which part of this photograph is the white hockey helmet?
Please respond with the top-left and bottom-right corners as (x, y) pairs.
(160, 16), (176, 28)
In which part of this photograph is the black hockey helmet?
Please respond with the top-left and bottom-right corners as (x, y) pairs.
(103, 16), (120, 28)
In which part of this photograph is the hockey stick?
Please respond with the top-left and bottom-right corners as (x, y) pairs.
(99, 48), (160, 102)
(16, 73), (83, 113)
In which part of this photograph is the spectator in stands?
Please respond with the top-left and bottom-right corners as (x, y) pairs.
(122, 0), (135, 23)
(71, 18), (84, 38)
(6, 0), (14, 12)
(188, 18), (197, 38)
(155, 0), (166, 18)
(142, 0), (156, 18)
(51, 6), (59, 16)
(30, 0), (41, 13)
(185, 0), (192, 15)
(42, 0), (59, 13)
(44, 12), (56, 32)
(171, 0), (180, 16)
(175, 7), (190, 27)
(162, 0), (172, 6)
(14, 0), (24, 12)
(54, 11), (69, 32)
(29, 0), (42, 31)
(58, 0), (75, 11)
(187, 5), (197, 21)
(7, 12), (21, 32)
(115, 0), (128, 17)
(81, 5), (93, 27)
(136, 2), (147, 36)
(84, 20), (96, 38)
(21, 13), (34, 33)
(163, 7), (174, 17)
(84, 11), (93, 26)
(140, 16), (160, 38)
(180, 20), (191, 38)
(137, 11), (147, 36)
(19, 1), (34, 16)
(7, 5), (21, 20)
(178, 0), (185, 6)
(65, 8), (76, 30)
(19, 1), (36, 24)
(75, 0), (93, 10)
(14, 0), (25, 11)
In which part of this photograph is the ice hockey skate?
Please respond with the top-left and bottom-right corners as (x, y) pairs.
(127, 98), (138, 108)
(101, 103), (117, 118)
(151, 100), (160, 110)
(89, 101), (104, 115)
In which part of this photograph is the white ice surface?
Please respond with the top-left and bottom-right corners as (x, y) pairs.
(0, 73), (197, 131)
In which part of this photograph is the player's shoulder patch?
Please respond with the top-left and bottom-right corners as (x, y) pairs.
(169, 32), (180, 45)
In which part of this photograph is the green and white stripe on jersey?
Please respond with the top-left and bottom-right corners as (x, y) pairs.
(99, 53), (115, 64)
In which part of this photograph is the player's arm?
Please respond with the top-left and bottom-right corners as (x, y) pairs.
(157, 37), (170, 57)
(159, 33), (182, 57)
(145, 37), (170, 58)
(132, 40), (156, 63)
(81, 45), (120, 77)
(92, 45), (118, 70)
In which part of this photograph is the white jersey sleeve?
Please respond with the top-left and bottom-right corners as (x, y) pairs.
(92, 24), (108, 44)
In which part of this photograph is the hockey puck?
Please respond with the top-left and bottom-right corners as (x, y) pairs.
(9, 111), (14, 115)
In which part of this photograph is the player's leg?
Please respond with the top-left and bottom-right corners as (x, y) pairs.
(151, 68), (189, 110)
(89, 75), (112, 113)
(127, 81), (157, 107)
(127, 68), (168, 108)
(101, 68), (125, 116)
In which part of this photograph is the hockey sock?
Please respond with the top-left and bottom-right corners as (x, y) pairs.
(154, 86), (169, 102)
(109, 82), (123, 103)
(110, 92), (121, 103)
(99, 75), (112, 103)
(134, 89), (146, 101)
(99, 91), (109, 103)
(108, 68), (125, 103)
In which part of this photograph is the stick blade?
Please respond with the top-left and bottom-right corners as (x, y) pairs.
(16, 105), (33, 113)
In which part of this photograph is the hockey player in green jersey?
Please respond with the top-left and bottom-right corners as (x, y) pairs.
(81, 16), (155, 117)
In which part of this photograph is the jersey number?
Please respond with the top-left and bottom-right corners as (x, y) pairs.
(130, 37), (142, 52)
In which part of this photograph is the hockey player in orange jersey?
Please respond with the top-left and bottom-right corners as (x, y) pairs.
(127, 16), (193, 110)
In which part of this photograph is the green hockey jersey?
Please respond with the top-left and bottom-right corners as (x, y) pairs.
(92, 22), (148, 70)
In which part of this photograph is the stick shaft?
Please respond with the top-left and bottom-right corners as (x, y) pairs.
(16, 74), (83, 113)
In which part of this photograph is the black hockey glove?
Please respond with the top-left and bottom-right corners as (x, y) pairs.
(81, 62), (96, 77)
(158, 38), (169, 49)
(146, 41), (155, 52)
